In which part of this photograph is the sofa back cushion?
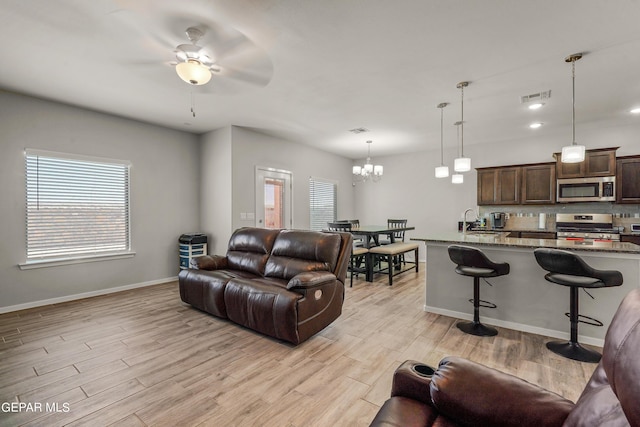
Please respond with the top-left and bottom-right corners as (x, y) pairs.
(265, 230), (341, 280)
(226, 228), (281, 276)
(563, 288), (640, 426)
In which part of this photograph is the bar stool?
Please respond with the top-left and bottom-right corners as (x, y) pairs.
(534, 248), (623, 363)
(448, 245), (510, 336)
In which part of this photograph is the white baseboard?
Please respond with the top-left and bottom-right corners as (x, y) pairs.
(424, 304), (605, 348)
(0, 277), (178, 314)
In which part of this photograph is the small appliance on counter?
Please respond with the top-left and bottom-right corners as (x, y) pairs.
(631, 224), (640, 234)
(490, 212), (506, 229)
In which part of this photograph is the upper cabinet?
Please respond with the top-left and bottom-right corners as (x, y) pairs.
(554, 147), (618, 179)
(521, 163), (556, 205)
(477, 166), (521, 205)
(616, 155), (640, 204)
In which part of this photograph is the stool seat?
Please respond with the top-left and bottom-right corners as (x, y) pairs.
(456, 266), (501, 277)
(448, 245), (509, 337)
(534, 248), (623, 363)
(545, 273), (605, 288)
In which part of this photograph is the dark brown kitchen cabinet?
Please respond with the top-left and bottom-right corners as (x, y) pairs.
(477, 169), (498, 205)
(554, 147), (618, 179)
(519, 231), (556, 239)
(616, 155), (640, 203)
(521, 163), (556, 204)
(507, 231), (556, 239)
(620, 235), (640, 246)
(476, 166), (521, 205)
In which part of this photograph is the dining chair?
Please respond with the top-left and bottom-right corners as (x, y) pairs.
(380, 219), (408, 267)
(327, 222), (368, 286)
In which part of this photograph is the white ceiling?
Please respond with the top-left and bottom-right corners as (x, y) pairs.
(1, 0), (640, 159)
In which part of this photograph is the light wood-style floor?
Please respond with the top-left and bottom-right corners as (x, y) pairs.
(0, 265), (598, 426)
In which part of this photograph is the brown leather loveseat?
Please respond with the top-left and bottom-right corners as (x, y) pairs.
(178, 227), (352, 345)
(370, 288), (640, 426)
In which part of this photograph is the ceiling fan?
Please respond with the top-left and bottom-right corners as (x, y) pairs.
(111, 3), (274, 93)
(174, 27), (219, 85)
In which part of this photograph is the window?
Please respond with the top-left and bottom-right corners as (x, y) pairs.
(309, 177), (337, 231)
(23, 149), (131, 268)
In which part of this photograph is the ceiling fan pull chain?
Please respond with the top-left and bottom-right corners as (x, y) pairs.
(190, 90), (196, 118)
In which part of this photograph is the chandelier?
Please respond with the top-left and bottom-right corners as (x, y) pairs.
(353, 140), (383, 183)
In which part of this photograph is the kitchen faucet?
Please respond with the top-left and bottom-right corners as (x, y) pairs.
(462, 208), (478, 235)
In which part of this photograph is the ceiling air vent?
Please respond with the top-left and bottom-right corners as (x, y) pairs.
(349, 127), (369, 134)
(520, 90), (551, 104)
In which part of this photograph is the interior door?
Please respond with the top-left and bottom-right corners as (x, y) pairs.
(255, 167), (292, 229)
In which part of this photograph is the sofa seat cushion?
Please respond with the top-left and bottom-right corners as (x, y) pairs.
(179, 269), (261, 318)
(369, 396), (448, 427)
(224, 278), (302, 344)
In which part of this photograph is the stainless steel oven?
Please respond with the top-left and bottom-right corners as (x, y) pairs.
(556, 213), (620, 242)
(557, 176), (615, 203)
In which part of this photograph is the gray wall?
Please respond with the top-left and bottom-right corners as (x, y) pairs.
(198, 125), (356, 256)
(199, 127), (233, 255)
(0, 92), (201, 310)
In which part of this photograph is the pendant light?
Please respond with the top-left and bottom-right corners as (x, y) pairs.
(452, 121), (464, 184)
(454, 81), (471, 172)
(561, 53), (586, 163)
(435, 102), (449, 178)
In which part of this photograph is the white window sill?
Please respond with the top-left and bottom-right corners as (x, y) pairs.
(19, 251), (136, 270)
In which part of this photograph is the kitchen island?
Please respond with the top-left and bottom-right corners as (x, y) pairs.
(412, 232), (640, 345)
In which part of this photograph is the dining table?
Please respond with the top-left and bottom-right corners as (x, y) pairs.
(350, 224), (415, 281)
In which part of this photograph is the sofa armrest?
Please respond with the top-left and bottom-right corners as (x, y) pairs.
(286, 271), (336, 290)
(430, 356), (574, 427)
(190, 255), (228, 270)
(389, 360), (436, 407)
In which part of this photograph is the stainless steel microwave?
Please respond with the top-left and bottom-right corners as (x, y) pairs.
(557, 176), (615, 202)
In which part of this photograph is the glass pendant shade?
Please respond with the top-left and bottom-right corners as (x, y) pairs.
(435, 165), (449, 178)
(374, 165), (383, 176)
(452, 174), (464, 184)
(363, 161), (374, 173)
(176, 60), (212, 85)
(561, 144), (586, 163)
(454, 157), (471, 172)
(352, 165), (362, 175)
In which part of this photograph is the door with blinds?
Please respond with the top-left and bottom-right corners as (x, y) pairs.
(255, 167), (292, 229)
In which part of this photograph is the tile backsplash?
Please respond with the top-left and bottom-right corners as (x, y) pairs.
(479, 203), (640, 232)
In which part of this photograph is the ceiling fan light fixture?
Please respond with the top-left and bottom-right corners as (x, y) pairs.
(176, 59), (211, 85)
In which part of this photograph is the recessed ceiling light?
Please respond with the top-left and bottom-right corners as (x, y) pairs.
(631, 107), (640, 114)
(529, 122), (543, 129)
(528, 103), (544, 110)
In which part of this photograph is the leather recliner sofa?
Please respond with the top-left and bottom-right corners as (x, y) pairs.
(178, 227), (352, 345)
(370, 288), (640, 426)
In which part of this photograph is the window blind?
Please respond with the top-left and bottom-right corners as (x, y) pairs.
(25, 149), (131, 261)
(309, 177), (337, 231)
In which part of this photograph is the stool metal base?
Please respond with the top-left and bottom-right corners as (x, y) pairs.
(546, 340), (601, 363)
(457, 321), (498, 337)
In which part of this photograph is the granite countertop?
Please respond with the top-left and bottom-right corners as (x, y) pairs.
(412, 232), (640, 254)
